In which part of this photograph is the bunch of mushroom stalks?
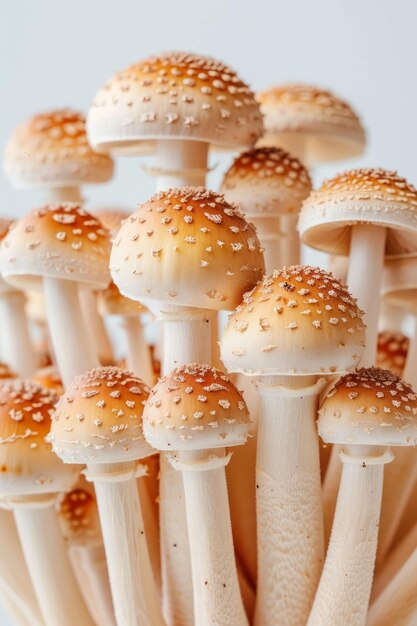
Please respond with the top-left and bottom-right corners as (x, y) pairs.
(220, 264), (365, 626)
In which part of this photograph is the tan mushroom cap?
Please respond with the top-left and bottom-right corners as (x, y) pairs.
(51, 366), (153, 464)
(318, 367), (417, 446)
(383, 256), (417, 309)
(4, 109), (113, 190)
(0, 380), (79, 498)
(143, 364), (250, 451)
(377, 332), (409, 376)
(110, 187), (265, 311)
(220, 147), (312, 217)
(257, 84), (365, 162)
(299, 169), (417, 257)
(0, 203), (111, 291)
(87, 52), (262, 156)
(33, 366), (64, 395)
(58, 478), (101, 545)
(220, 265), (365, 376)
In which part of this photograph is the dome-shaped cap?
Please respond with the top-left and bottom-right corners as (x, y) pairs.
(220, 147), (312, 217)
(383, 257), (417, 309)
(51, 366), (153, 464)
(58, 478), (101, 545)
(299, 169), (417, 257)
(0, 380), (78, 498)
(220, 265), (365, 376)
(377, 332), (408, 376)
(143, 363), (250, 451)
(318, 367), (417, 446)
(4, 109), (114, 189)
(0, 203), (111, 291)
(257, 84), (365, 163)
(87, 52), (263, 155)
(33, 366), (64, 395)
(110, 187), (265, 311)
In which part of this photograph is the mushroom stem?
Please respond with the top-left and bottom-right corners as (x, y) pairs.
(322, 448), (343, 542)
(47, 186), (83, 203)
(0, 292), (37, 377)
(124, 316), (154, 386)
(307, 445), (391, 626)
(86, 461), (164, 626)
(13, 498), (95, 626)
(43, 278), (99, 386)
(254, 375), (325, 626)
(153, 140), (208, 191)
(79, 290), (114, 365)
(248, 217), (282, 272)
(279, 214), (300, 266)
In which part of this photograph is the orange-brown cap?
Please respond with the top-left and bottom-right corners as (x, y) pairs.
(58, 477), (101, 545)
(0, 203), (111, 291)
(318, 367), (417, 446)
(4, 109), (114, 189)
(143, 364), (250, 451)
(51, 366), (152, 464)
(220, 147), (312, 217)
(0, 363), (16, 381)
(377, 332), (408, 376)
(33, 367), (64, 395)
(299, 169), (417, 256)
(110, 187), (265, 311)
(220, 265), (365, 376)
(87, 52), (262, 155)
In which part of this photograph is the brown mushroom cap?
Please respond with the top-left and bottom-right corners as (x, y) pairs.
(0, 363), (16, 381)
(58, 478), (101, 545)
(110, 187), (265, 311)
(377, 332), (409, 376)
(220, 147), (312, 217)
(299, 168), (417, 257)
(220, 265), (365, 376)
(33, 367), (64, 395)
(0, 203), (111, 291)
(318, 367), (417, 446)
(51, 366), (153, 464)
(143, 363), (250, 451)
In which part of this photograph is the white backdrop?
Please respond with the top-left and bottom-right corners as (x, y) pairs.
(0, 0), (416, 624)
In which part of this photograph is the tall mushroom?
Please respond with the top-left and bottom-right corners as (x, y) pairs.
(220, 265), (365, 626)
(308, 367), (417, 626)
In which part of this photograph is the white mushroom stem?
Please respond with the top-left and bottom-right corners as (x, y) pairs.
(47, 186), (83, 203)
(153, 140), (208, 191)
(248, 217), (282, 272)
(307, 445), (392, 626)
(124, 316), (154, 386)
(322, 448), (343, 542)
(0, 292), (37, 377)
(254, 376), (325, 626)
(12, 497), (95, 626)
(279, 214), (300, 266)
(43, 278), (99, 386)
(79, 290), (114, 365)
(85, 462), (164, 626)
(176, 449), (248, 626)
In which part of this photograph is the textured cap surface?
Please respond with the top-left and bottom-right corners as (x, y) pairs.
(377, 332), (408, 376)
(58, 478), (101, 545)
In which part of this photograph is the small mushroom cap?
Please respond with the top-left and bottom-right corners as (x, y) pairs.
(299, 169), (417, 256)
(0, 203), (111, 291)
(87, 52), (262, 156)
(318, 367), (417, 446)
(220, 147), (312, 217)
(383, 257), (417, 309)
(143, 364), (250, 451)
(220, 265), (365, 376)
(0, 380), (78, 497)
(110, 187), (265, 311)
(377, 332), (408, 376)
(4, 109), (114, 189)
(58, 478), (101, 545)
(51, 366), (153, 464)
(33, 367), (64, 395)
(257, 84), (365, 163)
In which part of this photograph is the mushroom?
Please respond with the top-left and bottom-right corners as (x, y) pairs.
(143, 363), (250, 626)
(308, 367), (417, 626)
(220, 265), (365, 626)
(257, 84), (365, 165)
(221, 146), (312, 268)
(110, 186), (264, 624)
(51, 366), (163, 626)
(0, 379), (92, 626)
(377, 331), (408, 376)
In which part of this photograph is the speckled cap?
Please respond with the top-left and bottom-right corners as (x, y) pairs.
(383, 256), (417, 309)
(220, 147), (312, 217)
(143, 363), (250, 451)
(299, 169), (417, 256)
(4, 109), (114, 189)
(257, 84), (365, 163)
(318, 367), (417, 446)
(377, 332), (408, 376)
(220, 265), (365, 376)
(87, 52), (263, 155)
(110, 187), (265, 311)
(58, 478), (101, 546)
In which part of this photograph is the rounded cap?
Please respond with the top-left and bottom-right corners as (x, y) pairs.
(220, 265), (365, 376)
(0, 364), (16, 381)
(33, 366), (64, 395)
(383, 257), (417, 309)
(87, 52), (262, 155)
(220, 147), (312, 217)
(377, 332), (408, 376)
(257, 84), (365, 163)
(58, 478), (101, 546)
(0, 380), (78, 498)
(110, 187), (265, 311)
(0, 203), (111, 291)
(143, 364), (250, 451)
(299, 168), (417, 257)
(4, 109), (114, 189)
(51, 366), (153, 464)
(318, 367), (417, 446)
